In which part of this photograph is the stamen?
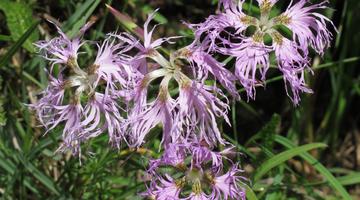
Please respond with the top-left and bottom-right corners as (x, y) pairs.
(175, 177), (186, 188)
(253, 31), (265, 43)
(274, 14), (292, 25)
(87, 64), (100, 74)
(192, 180), (202, 195)
(240, 16), (258, 25)
(260, 0), (272, 14)
(271, 31), (284, 45)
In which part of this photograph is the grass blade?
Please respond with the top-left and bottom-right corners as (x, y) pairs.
(0, 21), (40, 68)
(274, 135), (353, 200)
(62, 0), (95, 31)
(17, 154), (60, 195)
(66, 0), (101, 38)
(0, 0), (39, 52)
(106, 4), (144, 40)
(245, 185), (259, 200)
(337, 173), (360, 186)
(0, 34), (12, 41)
(253, 143), (327, 182)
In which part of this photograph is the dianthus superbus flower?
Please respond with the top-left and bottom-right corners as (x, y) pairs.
(152, 175), (183, 200)
(129, 76), (176, 147)
(181, 42), (239, 99)
(35, 22), (93, 72)
(191, 0), (336, 104)
(32, 2), (336, 198)
(276, 0), (335, 55)
(144, 139), (246, 200)
(211, 166), (246, 200)
(176, 80), (229, 146)
(32, 23), (137, 154)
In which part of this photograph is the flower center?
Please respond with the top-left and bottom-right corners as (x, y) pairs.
(274, 14), (292, 25)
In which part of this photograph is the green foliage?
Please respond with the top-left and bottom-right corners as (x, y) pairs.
(0, 77), (5, 127)
(0, 21), (40, 68)
(66, 0), (101, 38)
(274, 135), (353, 200)
(0, 0), (39, 52)
(253, 143), (328, 182)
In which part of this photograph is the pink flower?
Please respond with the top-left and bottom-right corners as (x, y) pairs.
(51, 104), (84, 155)
(116, 9), (180, 74)
(222, 0), (253, 33)
(186, 192), (209, 200)
(222, 37), (270, 99)
(153, 175), (182, 200)
(80, 93), (125, 148)
(177, 81), (229, 146)
(149, 142), (187, 172)
(31, 73), (65, 127)
(273, 32), (313, 105)
(191, 0), (335, 104)
(211, 166), (246, 200)
(190, 140), (235, 172)
(144, 139), (246, 200)
(35, 22), (93, 71)
(278, 0), (336, 55)
(142, 9), (180, 53)
(92, 35), (139, 94)
(184, 44), (239, 99)
(129, 76), (176, 147)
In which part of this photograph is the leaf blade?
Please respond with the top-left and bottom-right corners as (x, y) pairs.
(253, 143), (327, 182)
(0, 0), (39, 52)
(274, 135), (353, 200)
(0, 21), (40, 67)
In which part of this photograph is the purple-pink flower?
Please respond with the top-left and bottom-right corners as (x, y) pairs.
(144, 139), (246, 200)
(190, 0), (336, 104)
(35, 22), (93, 72)
(277, 0), (335, 55)
(211, 166), (247, 200)
(32, 22), (138, 155)
(176, 81), (229, 146)
(129, 78), (176, 147)
(152, 175), (183, 200)
(32, 2), (336, 198)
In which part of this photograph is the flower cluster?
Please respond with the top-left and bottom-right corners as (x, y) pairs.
(32, 22), (139, 155)
(190, 0), (335, 104)
(143, 140), (246, 200)
(31, 0), (335, 199)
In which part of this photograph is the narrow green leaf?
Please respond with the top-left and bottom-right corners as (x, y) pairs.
(245, 185), (259, 200)
(141, 5), (168, 24)
(337, 173), (360, 186)
(17, 155), (60, 195)
(0, 152), (16, 174)
(0, 152), (40, 194)
(62, 0), (95, 31)
(314, 57), (360, 70)
(106, 4), (145, 40)
(274, 135), (352, 200)
(0, 34), (12, 42)
(253, 143), (327, 182)
(22, 71), (44, 89)
(0, 81), (6, 126)
(66, 0), (101, 38)
(0, 21), (40, 68)
(0, 0), (39, 52)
